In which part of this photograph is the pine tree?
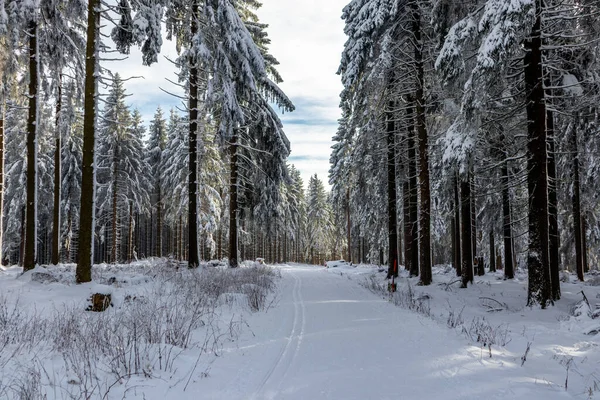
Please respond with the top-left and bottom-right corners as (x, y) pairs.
(77, 0), (164, 282)
(61, 86), (83, 262)
(23, 1), (40, 271)
(146, 107), (167, 257)
(97, 76), (150, 263)
(76, 0), (101, 282)
(305, 175), (330, 264)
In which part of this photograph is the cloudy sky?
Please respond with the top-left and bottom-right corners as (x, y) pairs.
(109, 0), (349, 188)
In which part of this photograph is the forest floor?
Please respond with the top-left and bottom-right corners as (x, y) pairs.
(0, 261), (599, 399)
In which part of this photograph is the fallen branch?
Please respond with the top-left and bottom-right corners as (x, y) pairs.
(479, 297), (508, 311)
(521, 341), (532, 366)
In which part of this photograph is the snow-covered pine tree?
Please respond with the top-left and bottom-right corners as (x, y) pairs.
(161, 109), (189, 256)
(166, 0), (294, 268)
(3, 99), (27, 264)
(435, 0), (600, 306)
(77, 0), (165, 282)
(60, 81), (83, 262)
(0, 0), (22, 266)
(305, 174), (332, 265)
(39, 0), (86, 265)
(146, 106), (167, 257)
(337, 0), (438, 282)
(97, 75), (150, 263)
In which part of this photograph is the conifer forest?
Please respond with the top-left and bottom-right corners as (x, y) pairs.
(5, 1), (600, 399)
(0, 0), (599, 311)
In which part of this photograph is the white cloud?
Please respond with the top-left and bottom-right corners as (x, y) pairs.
(257, 0), (347, 189)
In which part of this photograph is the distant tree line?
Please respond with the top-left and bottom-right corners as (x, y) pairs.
(0, 0), (341, 278)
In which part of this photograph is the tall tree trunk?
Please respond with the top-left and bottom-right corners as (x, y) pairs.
(52, 75), (62, 265)
(547, 108), (560, 298)
(179, 214), (184, 260)
(217, 226), (222, 259)
(386, 99), (399, 279)
(470, 175), (476, 258)
(111, 147), (119, 263)
(128, 201), (133, 262)
(489, 230), (496, 272)
(403, 179), (411, 271)
(268, 234), (272, 263)
(156, 186), (162, 257)
(283, 231), (287, 263)
(187, 0), (200, 268)
(24, 19), (39, 272)
(77, 0), (100, 283)
(454, 173), (461, 277)
(19, 206), (26, 267)
(65, 211), (72, 262)
(406, 98), (419, 277)
(451, 218), (456, 272)
(460, 175), (473, 287)
(571, 118), (584, 282)
(346, 187), (351, 263)
(502, 151), (514, 279)
(525, 3), (552, 307)
(146, 212), (151, 257)
(229, 130), (239, 268)
(0, 99), (5, 265)
(582, 216), (589, 273)
(241, 218), (246, 262)
(412, 6), (431, 285)
(134, 213), (139, 258)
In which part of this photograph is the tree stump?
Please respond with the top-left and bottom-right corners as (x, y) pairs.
(87, 293), (112, 312)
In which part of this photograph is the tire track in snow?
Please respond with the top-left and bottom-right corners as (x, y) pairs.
(252, 268), (302, 399)
(272, 270), (306, 396)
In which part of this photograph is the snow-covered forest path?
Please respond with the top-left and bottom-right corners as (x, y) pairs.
(198, 265), (520, 400)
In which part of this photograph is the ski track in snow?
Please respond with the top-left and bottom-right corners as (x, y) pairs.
(253, 269), (306, 399)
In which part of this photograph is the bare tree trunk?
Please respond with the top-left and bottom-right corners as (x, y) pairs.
(19, 206), (26, 266)
(582, 216), (589, 273)
(403, 179), (410, 271)
(77, 0), (100, 283)
(454, 173), (461, 276)
(187, 0), (200, 268)
(451, 218), (456, 272)
(156, 186), (162, 257)
(547, 108), (560, 298)
(179, 215), (184, 260)
(128, 201), (133, 262)
(489, 230), (496, 272)
(525, 2), (552, 307)
(460, 175), (473, 287)
(111, 147), (119, 263)
(470, 175), (476, 259)
(386, 98), (399, 279)
(52, 75), (62, 265)
(240, 218), (245, 262)
(412, 6), (431, 285)
(217, 227), (222, 259)
(24, 19), (39, 272)
(0, 99), (5, 265)
(406, 97), (419, 277)
(346, 188), (351, 262)
(229, 130), (239, 268)
(571, 118), (584, 282)
(283, 231), (287, 263)
(502, 153), (514, 279)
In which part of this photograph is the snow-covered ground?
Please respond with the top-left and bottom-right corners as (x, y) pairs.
(1, 261), (599, 399)
(326, 262), (600, 399)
